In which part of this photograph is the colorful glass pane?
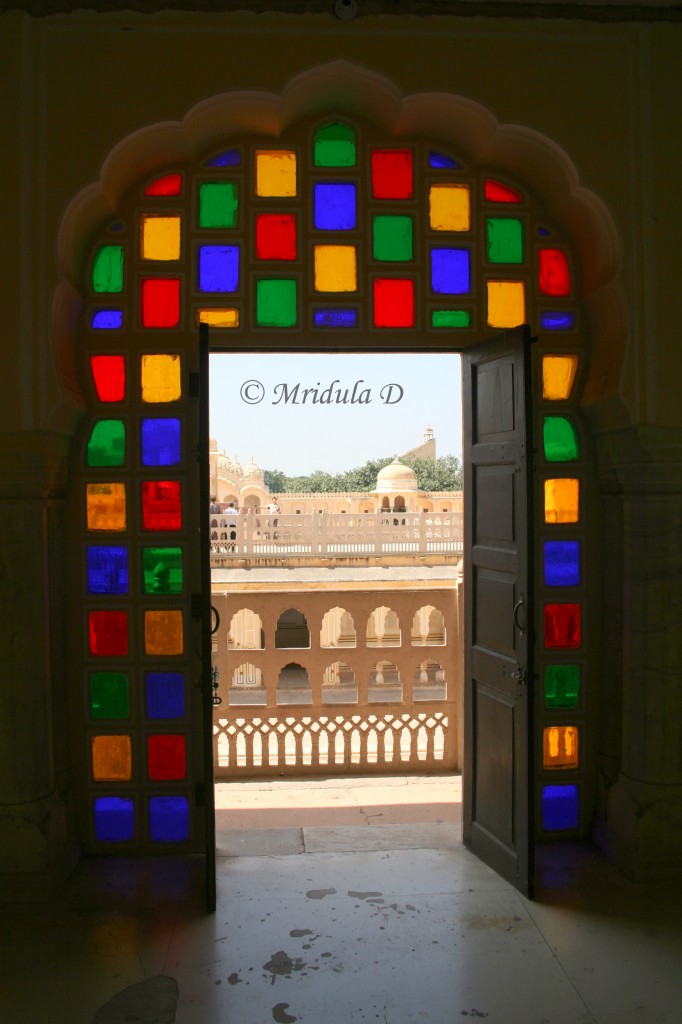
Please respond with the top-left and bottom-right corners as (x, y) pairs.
(314, 245), (357, 292)
(314, 122), (356, 167)
(544, 416), (579, 462)
(429, 151), (460, 169)
(373, 279), (414, 328)
(542, 355), (578, 400)
(91, 356), (125, 403)
(91, 310), (123, 330)
(255, 150), (297, 197)
(544, 603), (582, 649)
(141, 216), (181, 261)
(541, 312), (575, 331)
(485, 179), (522, 203)
(256, 279), (297, 327)
(371, 150), (413, 199)
(147, 735), (186, 781)
(542, 785), (579, 830)
(144, 610), (184, 656)
(255, 214), (297, 260)
(198, 309), (240, 328)
(314, 184), (356, 230)
(544, 665), (580, 708)
(543, 540), (580, 587)
(199, 183), (238, 229)
(92, 735), (132, 781)
(149, 796), (189, 842)
(94, 796), (134, 842)
(86, 483), (126, 531)
(313, 309), (358, 328)
(146, 672), (185, 719)
(429, 185), (470, 232)
(373, 216), (413, 262)
(142, 546), (183, 594)
(87, 420), (125, 467)
(543, 726), (579, 770)
(88, 610), (128, 656)
(142, 481), (182, 531)
(544, 478), (580, 524)
(486, 218), (523, 263)
(539, 248), (571, 295)
(206, 149), (241, 167)
(198, 246), (239, 292)
(145, 173), (182, 196)
(140, 278), (180, 328)
(141, 418), (181, 467)
(87, 545), (128, 595)
(92, 245), (124, 293)
(141, 354), (181, 403)
(90, 672), (129, 719)
(432, 310), (471, 328)
(487, 281), (526, 328)
(431, 249), (470, 294)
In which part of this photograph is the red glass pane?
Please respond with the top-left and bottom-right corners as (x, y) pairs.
(371, 150), (413, 199)
(539, 249), (571, 296)
(90, 355), (125, 402)
(142, 481), (182, 531)
(255, 214), (297, 260)
(373, 279), (415, 328)
(145, 174), (182, 197)
(544, 603), (581, 649)
(485, 179), (522, 203)
(141, 279), (181, 328)
(147, 734), (186, 780)
(89, 610), (128, 656)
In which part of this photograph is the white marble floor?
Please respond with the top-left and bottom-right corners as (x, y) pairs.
(3, 777), (682, 1024)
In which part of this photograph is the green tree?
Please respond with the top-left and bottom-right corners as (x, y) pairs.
(263, 468), (288, 493)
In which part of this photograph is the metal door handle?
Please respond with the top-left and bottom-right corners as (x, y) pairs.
(211, 605), (221, 635)
(513, 596), (525, 636)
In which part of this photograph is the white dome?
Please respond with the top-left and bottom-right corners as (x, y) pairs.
(375, 458), (418, 492)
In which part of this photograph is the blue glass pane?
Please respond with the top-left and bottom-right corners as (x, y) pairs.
(146, 672), (185, 719)
(91, 310), (123, 329)
(544, 541), (581, 586)
(314, 183), (356, 231)
(87, 545), (128, 595)
(94, 796), (134, 842)
(314, 308), (358, 328)
(150, 795), (189, 842)
(198, 246), (239, 292)
(206, 148), (241, 167)
(431, 249), (470, 294)
(429, 151), (460, 169)
(541, 312), (576, 330)
(537, 227), (551, 237)
(542, 784), (579, 830)
(141, 418), (181, 466)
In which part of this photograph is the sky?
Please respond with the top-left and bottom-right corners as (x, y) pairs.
(209, 352), (462, 476)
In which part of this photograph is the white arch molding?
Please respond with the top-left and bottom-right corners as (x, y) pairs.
(52, 59), (627, 432)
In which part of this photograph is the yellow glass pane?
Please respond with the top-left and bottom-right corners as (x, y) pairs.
(92, 735), (132, 781)
(86, 483), (126, 531)
(544, 478), (580, 524)
(255, 150), (297, 197)
(487, 281), (526, 328)
(429, 184), (470, 231)
(542, 354), (579, 400)
(314, 245), (357, 293)
(141, 216), (181, 261)
(198, 308), (240, 328)
(141, 354), (181, 403)
(144, 610), (184, 655)
(543, 725), (579, 769)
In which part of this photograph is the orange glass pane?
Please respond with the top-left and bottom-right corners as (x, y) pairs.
(486, 281), (525, 328)
(86, 483), (126, 531)
(543, 725), (579, 769)
(144, 610), (184, 655)
(141, 216), (181, 261)
(92, 735), (132, 781)
(544, 478), (580, 524)
(314, 245), (357, 292)
(255, 150), (296, 197)
(198, 309), (240, 329)
(429, 184), (470, 231)
(542, 355), (579, 400)
(141, 354), (181, 403)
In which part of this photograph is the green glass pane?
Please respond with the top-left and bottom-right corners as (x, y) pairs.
(314, 122), (356, 167)
(373, 216), (413, 262)
(87, 420), (125, 467)
(486, 218), (523, 264)
(143, 546), (183, 594)
(90, 672), (129, 719)
(92, 245), (124, 293)
(199, 182), (238, 228)
(544, 416), (579, 462)
(432, 310), (471, 328)
(256, 279), (297, 327)
(544, 664), (580, 708)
